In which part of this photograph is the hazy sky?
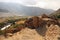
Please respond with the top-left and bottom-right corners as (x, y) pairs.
(0, 0), (60, 10)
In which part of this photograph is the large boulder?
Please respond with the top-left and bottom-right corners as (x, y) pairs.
(32, 16), (40, 28)
(41, 14), (49, 18)
(24, 18), (34, 29)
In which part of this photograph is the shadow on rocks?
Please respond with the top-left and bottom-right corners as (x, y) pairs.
(35, 25), (47, 36)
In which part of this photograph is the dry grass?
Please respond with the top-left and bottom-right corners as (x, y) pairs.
(15, 20), (25, 24)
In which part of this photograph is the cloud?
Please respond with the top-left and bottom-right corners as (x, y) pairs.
(44, 1), (60, 10)
(0, 0), (60, 10)
(0, 0), (36, 5)
(25, 0), (60, 10)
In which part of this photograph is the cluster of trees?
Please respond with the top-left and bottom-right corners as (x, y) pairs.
(56, 15), (60, 18)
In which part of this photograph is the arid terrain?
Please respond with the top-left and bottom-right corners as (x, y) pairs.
(0, 26), (60, 40)
(0, 28), (44, 40)
(0, 9), (60, 40)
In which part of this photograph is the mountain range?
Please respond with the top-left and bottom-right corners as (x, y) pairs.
(0, 2), (54, 17)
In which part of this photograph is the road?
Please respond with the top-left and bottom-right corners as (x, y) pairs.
(0, 23), (12, 30)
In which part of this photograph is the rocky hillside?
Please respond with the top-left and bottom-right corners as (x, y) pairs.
(50, 9), (60, 19)
(0, 14), (60, 40)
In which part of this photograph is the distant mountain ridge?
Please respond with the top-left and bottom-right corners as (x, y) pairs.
(0, 2), (54, 17)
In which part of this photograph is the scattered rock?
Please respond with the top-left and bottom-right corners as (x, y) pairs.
(6, 33), (13, 37)
(45, 24), (60, 40)
(41, 14), (49, 18)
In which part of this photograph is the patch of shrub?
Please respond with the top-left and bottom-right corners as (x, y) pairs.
(57, 15), (60, 18)
(0, 30), (4, 35)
